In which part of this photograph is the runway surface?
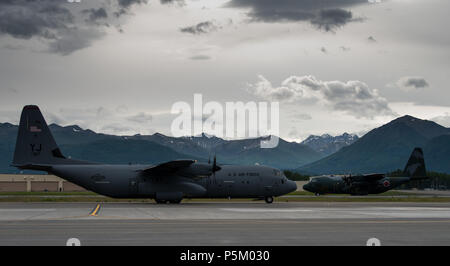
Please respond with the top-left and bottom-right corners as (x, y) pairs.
(1, 202), (450, 245)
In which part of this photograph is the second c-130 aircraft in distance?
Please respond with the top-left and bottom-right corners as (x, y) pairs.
(303, 148), (428, 195)
(12, 105), (297, 204)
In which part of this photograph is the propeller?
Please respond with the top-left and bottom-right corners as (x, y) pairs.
(342, 174), (352, 186)
(208, 154), (221, 177)
(212, 155), (220, 172)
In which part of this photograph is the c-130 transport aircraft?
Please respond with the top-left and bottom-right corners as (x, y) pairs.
(303, 148), (428, 196)
(12, 105), (297, 204)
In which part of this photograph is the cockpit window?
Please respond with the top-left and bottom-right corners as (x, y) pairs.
(310, 177), (318, 182)
(273, 169), (282, 176)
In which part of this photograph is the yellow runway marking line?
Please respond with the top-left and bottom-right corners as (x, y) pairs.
(90, 204), (101, 216)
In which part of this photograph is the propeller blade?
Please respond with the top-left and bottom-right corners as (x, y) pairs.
(212, 154), (221, 173)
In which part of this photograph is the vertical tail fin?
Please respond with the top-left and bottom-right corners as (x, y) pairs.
(403, 147), (427, 179)
(12, 105), (67, 169)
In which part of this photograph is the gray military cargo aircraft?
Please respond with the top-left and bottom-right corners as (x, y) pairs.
(12, 105), (297, 203)
(302, 148), (428, 195)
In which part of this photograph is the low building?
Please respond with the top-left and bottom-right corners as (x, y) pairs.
(0, 174), (87, 192)
(1, 174), (306, 192)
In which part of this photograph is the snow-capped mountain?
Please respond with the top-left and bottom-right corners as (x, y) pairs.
(301, 133), (359, 156)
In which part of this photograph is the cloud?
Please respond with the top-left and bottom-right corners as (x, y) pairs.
(0, 0), (147, 55)
(225, 0), (367, 31)
(127, 112), (153, 123)
(101, 123), (133, 134)
(47, 27), (106, 56)
(368, 36), (377, 42)
(288, 128), (300, 138)
(160, 0), (185, 5)
(117, 0), (148, 9)
(291, 113), (312, 121)
(431, 113), (450, 127)
(310, 9), (354, 32)
(189, 55), (211, 60)
(247, 75), (394, 119)
(180, 21), (220, 35)
(5, 88), (19, 94)
(82, 8), (108, 23)
(396, 76), (430, 90)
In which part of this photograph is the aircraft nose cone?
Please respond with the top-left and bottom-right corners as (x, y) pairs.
(303, 183), (312, 192)
(289, 180), (297, 192)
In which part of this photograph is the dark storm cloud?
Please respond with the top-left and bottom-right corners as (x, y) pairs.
(118, 0), (146, 8)
(82, 8), (108, 23)
(396, 77), (430, 90)
(0, 0), (73, 39)
(115, 0), (148, 17)
(180, 21), (220, 35)
(0, 0), (146, 55)
(311, 9), (354, 32)
(160, 0), (185, 5)
(226, 0), (368, 31)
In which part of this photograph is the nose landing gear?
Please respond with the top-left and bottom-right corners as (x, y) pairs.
(155, 199), (182, 204)
(264, 196), (274, 204)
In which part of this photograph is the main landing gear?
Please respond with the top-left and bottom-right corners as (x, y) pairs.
(155, 199), (182, 204)
(264, 196), (274, 204)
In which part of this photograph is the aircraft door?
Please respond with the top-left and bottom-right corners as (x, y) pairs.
(224, 180), (234, 197)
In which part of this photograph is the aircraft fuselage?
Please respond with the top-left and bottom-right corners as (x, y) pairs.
(51, 164), (297, 200)
(303, 175), (410, 195)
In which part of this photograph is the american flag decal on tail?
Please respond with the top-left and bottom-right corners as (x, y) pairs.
(30, 126), (42, 132)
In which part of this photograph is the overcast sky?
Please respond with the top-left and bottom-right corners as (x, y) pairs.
(1, 0), (449, 141)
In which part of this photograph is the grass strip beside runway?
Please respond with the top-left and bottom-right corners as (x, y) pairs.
(0, 191), (450, 202)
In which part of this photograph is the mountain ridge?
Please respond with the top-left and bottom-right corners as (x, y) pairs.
(297, 115), (450, 174)
(2, 114), (449, 174)
(0, 123), (321, 173)
(300, 132), (359, 156)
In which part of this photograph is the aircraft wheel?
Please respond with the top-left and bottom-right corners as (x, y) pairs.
(264, 196), (274, 204)
(155, 199), (167, 204)
(315, 193), (320, 196)
(169, 199), (182, 204)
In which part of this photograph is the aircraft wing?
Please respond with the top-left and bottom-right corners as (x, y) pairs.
(139, 160), (196, 175)
(362, 173), (385, 181)
(343, 173), (385, 184)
